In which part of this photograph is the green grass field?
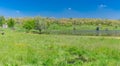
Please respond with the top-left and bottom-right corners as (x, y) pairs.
(0, 29), (120, 66)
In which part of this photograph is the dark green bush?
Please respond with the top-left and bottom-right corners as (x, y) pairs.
(23, 19), (35, 32)
(7, 18), (15, 28)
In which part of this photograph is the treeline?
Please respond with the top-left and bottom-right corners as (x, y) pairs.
(0, 16), (120, 33)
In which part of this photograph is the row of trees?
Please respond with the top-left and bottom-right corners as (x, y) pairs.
(20, 17), (120, 33)
(1, 16), (120, 34)
(0, 16), (15, 28)
(22, 17), (47, 33)
(0, 16), (47, 33)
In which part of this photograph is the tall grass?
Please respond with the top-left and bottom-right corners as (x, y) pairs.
(0, 29), (120, 66)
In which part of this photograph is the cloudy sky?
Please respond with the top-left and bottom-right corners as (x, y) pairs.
(0, 0), (120, 19)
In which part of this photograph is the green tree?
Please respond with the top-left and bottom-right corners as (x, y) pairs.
(0, 16), (5, 26)
(23, 19), (35, 32)
(7, 18), (15, 28)
(34, 18), (46, 34)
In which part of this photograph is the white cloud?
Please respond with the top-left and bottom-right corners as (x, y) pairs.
(0, 8), (25, 17)
(16, 10), (20, 14)
(99, 4), (107, 8)
(68, 8), (72, 10)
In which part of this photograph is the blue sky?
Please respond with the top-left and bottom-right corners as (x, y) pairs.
(0, 0), (120, 19)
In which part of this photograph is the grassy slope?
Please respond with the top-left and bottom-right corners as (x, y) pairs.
(0, 29), (120, 66)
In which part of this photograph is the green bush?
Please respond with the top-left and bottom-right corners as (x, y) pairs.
(23, 19), (35, 32)
(7, 18), (15, 28)
(0, 16), (5, 26)
(34, 19), (46, 34)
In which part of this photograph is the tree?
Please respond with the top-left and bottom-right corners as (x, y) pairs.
(0, 16), (5, 26)
(7, 18), (15, 28)
(34, 18), (46, 34)
(23, 19), (35, 32)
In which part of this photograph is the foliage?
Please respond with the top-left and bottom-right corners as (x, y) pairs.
(1, 16), (120, 35)
(7, 18), (15, 28)
(0, 16), (5, 26)
(23, 19), (35, 32)
(34, 17), (46, 34)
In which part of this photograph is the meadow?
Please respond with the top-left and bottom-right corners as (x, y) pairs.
(0, 29), (120, 66)
(0, 16), (120, 66)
